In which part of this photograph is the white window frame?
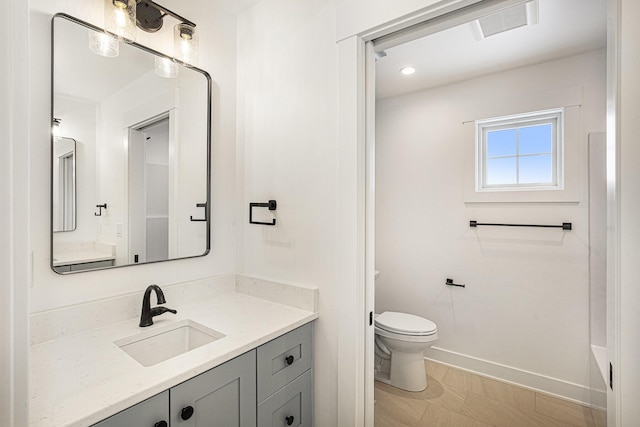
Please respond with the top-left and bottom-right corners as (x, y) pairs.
(476, 108), (564, 192)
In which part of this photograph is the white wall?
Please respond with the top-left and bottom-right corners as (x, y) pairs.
(588, 133), (606, 348)
(375, 51), (606, 403)
(237, 1), (341, 425)
(28, 0), (239, 313)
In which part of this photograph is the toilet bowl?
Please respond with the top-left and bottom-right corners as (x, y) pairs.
(374, 311), (438, 392)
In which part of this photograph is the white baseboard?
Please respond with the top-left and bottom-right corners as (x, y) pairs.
(425, 346), (607, 410)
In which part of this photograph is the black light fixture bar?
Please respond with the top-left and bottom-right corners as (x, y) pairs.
(137, 0), (195, 28)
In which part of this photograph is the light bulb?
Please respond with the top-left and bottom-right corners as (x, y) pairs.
(174, 23), (198, 67)
(104, 0), (136, 42)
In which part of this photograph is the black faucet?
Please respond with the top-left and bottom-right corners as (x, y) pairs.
(139, 284), (177, 327)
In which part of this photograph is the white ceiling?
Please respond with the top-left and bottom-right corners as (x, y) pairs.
(375, 0), (607, 99)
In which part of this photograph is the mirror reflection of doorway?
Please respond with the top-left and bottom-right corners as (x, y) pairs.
(129, 115), (170, 263)
(52, 137), (76, 232)
(59, 153), (75, 231)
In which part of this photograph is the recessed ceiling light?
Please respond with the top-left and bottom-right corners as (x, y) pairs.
(400, 66), (416, 75)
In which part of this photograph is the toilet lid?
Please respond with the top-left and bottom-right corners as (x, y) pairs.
(375, 311), (437, 335)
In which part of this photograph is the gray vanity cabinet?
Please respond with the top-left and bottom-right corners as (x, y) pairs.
(91, 322), (313, 427)
(171, 350), (257, 427)
(257, 323), (313, 427)
(92, 390), (169, 427)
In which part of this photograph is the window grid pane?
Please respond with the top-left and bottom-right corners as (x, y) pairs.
(486, 157), (517, 185)
(478, 111), (560, 190)
(519, 123), (553, 155)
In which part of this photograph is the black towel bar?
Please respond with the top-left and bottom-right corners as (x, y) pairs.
(469, 220), (572, 230)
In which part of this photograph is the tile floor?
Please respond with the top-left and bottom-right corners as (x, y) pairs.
(374, 360), (606, 427)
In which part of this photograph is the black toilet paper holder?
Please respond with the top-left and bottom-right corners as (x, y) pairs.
(445, 278), (465, 288)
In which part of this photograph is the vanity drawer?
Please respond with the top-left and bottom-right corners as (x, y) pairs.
(258, 369), (312, 427)
(257, 323), (313, 402)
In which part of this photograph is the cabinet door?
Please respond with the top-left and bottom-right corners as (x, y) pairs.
(258, 369), (312, 427)
(92, 391), (169, 427)
(170, 350), (257, 427)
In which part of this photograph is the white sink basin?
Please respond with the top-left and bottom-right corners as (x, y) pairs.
(115, 319), (225, 367)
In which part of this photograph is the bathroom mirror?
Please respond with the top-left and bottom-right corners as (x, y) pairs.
(52, 137), (76, 232)
(51, 14), (211, 274)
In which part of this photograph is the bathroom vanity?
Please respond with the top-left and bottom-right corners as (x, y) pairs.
(93, 323), (312, 427)
(29, 277), (318, 427)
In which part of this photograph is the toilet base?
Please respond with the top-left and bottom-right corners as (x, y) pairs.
(375, 351), (428, 392)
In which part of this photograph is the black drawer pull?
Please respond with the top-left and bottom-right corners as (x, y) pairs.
(154, 422), (168, 427)
(285, 415), (295, 425)
(285, 355), (295, 365)
(181, 406), (194, 420)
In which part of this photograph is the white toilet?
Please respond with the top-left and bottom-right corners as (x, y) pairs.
(374, 311), (438, 392)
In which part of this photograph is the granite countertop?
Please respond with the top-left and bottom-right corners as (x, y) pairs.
(29, 291), (317, 427)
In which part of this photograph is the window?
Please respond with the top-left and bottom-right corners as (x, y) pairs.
(476, 109), (563, 192)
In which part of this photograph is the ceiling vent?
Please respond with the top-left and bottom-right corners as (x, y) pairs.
(470, 0), (538, 41)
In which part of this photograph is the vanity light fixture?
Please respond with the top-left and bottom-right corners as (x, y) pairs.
(88, 29), (120, 57)
(101, 0), (199, 66)
(136, 0), (199, 66)
(174, 23), (198, 66)
(400, 66), (416, 75)
(104, 0), (137, 42)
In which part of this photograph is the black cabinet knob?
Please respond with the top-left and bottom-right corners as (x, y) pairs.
(285, 355), (294, 365)
(181, 405), (194, 420)
(154, 422), (168, 427)
(285, 415), (295, 425)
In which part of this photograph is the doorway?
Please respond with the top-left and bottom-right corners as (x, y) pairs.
(364, 0), (608, 424)
(129, 114), (171, 263)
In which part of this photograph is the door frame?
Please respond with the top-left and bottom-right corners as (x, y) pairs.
(336, 0), (621, 425)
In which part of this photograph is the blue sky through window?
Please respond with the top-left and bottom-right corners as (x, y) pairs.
(487, 128), (517, 157)
(520, 124), (552, 155)
(484, 122), (554, 186)
(519, 154), (552, 183)
(486, 157), (517, 185)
